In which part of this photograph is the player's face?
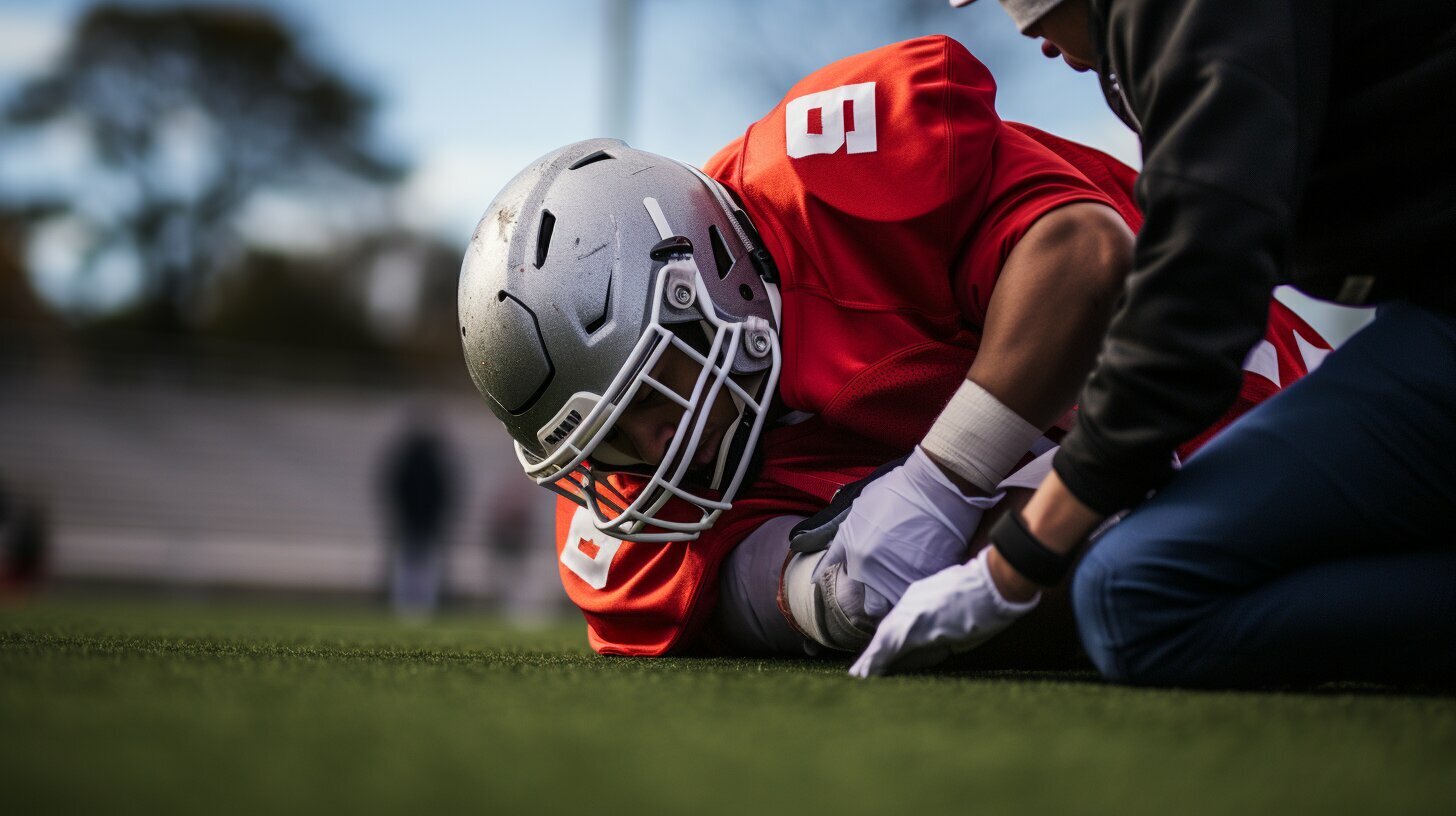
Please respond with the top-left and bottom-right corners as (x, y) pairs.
(1024, 0), (1098, 73)
(610, 343), (740, 477)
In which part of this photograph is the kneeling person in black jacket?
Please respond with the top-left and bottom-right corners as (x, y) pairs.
(856, 0), (1456, 684)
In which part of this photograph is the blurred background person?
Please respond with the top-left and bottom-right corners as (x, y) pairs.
(0, 475), (50, 600)
(379, 405), (458, 617)
(483, 479), (537, 613)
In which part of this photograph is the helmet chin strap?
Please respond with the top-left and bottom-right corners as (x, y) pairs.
(692, 169), (784, 491)
(709, 369), (763, 490)
(643, 194), (774, 496)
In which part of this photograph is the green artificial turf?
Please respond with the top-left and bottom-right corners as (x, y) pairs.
(2, 598), (1452, 815)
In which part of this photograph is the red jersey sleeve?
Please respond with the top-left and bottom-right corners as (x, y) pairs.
(1008, 123), (1142, 230)
(952, 124), (1131, 326)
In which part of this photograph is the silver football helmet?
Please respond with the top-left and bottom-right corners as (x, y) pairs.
(459, 139), (782, 543)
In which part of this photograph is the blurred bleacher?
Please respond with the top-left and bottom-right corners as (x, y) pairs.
(0, 332), (564, 613)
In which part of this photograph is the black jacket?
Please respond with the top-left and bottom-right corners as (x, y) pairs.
(1055, 0), (1456, 515)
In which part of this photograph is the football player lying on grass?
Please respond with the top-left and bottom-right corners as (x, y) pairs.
(458, 36), (1329, 662)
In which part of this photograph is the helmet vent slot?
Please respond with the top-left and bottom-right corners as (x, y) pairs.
(568, 150), (614, 170)
(708, 225), (734, 280)
(584, 274), (612, 335)
(533, 210), (556, 269)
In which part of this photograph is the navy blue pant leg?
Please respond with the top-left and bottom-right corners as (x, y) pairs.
(1072, 302), (1456, 686)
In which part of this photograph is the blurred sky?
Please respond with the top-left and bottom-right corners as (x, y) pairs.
(0, 0), (1140, 248)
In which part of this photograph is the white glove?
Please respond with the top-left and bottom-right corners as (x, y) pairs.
(848, 547), (1040, 678)
(813, 447), (1001, 618)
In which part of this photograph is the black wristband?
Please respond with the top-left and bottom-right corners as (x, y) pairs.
(989, 509), (1072, 587)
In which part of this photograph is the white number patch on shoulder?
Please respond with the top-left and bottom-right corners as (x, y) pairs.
(560, 505), (624, 590)
(785, 81), (878, 159)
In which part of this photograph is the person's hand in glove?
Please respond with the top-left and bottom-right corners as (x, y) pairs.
(848, 546), (1040, 677)
(809, 446), (1001, 618)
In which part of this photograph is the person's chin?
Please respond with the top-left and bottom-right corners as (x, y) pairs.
(689, 452), (717, 478)
(685, 434), (724, 482)
(696, 429), (724, 467)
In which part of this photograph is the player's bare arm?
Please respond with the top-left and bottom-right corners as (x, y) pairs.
(930, 201), (1131, 493)
(969, 203), (1131, 430)
(802, 201), (1133, 630)
(945, 202), (1132, 601)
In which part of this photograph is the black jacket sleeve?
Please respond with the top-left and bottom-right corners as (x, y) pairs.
(1053, 0), (1330, 515)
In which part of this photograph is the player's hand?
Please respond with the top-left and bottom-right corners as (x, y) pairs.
(813, 447), (1001, 618)
(848, 547), (1039, 678)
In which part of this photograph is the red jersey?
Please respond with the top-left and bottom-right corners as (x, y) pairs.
(552, 36), (1329, 656)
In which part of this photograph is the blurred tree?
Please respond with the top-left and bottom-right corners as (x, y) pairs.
(0, 205), (71, 376)
(2, 4), (402, 332)
(194, 232), (467, 382)
(344, 231), (465, 360)
(202, 249), (381, 355)
(0, 209), (53, 329)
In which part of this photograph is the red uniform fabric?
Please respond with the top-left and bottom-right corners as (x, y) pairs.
(552, 36), (1327, 656)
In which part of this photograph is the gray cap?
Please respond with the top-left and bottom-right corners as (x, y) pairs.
(949, 0), (1065, 33)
